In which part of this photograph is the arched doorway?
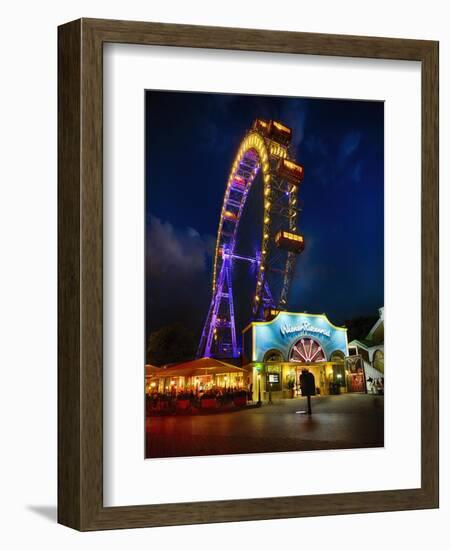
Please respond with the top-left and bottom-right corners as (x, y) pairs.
(263, 350), (284, 363)
(373, 349), (384, 374)
(329, 350), (347, 392)
(289, 338), (326, 396)
(330, 350), (345, 362)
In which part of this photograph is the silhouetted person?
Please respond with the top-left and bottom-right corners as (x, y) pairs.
(300, 368), (316, 415)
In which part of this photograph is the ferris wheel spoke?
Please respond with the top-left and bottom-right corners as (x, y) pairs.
(299, 339), (309, 360)
(310, 346), (321, 362)
(293, 344), (307, 362)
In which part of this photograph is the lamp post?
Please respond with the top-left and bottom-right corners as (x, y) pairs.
(257, 373), (262, 406)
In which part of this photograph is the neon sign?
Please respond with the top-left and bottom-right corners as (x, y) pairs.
(280, 322), (331, 339)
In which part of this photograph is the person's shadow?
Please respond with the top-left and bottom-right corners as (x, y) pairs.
(27, 505), (57, 523)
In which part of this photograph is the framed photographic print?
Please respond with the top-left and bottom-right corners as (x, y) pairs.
(58, 18), (439, 530)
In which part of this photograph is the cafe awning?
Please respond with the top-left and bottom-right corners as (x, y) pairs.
(153, 357), (247, 379)
(145, 364), (162, 377)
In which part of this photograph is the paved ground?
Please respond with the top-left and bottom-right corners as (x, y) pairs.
(146, 394), (384, 458)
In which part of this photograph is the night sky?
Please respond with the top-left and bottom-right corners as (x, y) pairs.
(145, 91), (384, 345)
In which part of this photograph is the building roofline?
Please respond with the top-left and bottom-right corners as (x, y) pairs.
(242, 311), (347, 334)
(349, 339), (384, 351)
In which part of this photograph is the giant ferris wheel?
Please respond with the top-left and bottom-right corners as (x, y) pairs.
(198, 119), (306, 359)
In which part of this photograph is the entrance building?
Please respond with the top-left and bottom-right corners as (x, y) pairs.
(242, 311), (353, 400)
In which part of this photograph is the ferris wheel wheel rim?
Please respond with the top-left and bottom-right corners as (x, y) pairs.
(211, 128), (298, 319)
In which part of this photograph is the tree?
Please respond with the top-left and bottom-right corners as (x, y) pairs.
(344, 315), (378, 343)
(147, 323), (197, 366)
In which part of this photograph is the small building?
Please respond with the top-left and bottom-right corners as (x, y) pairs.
(242, 311), (349, 400)
(348, 307), (384, 392)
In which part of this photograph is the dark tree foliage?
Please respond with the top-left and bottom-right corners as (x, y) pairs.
(147, 323), (197, 366)
(344, 315), (378, 343)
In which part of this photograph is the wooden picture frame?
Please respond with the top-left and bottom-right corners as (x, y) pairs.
(58, 18), (439, 531)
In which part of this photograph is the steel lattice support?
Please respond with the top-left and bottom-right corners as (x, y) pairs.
(197, 252), (239, 358)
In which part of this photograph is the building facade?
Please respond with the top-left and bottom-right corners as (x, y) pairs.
(348, 307), (384, 393)
(242, 311), (350, 400)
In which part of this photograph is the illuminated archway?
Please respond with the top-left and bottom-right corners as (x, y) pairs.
(289, 337), (326, 363)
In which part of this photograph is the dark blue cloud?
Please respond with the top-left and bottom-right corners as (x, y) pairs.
(340, 131), (362, 159)
(146, 216), (215, 335)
